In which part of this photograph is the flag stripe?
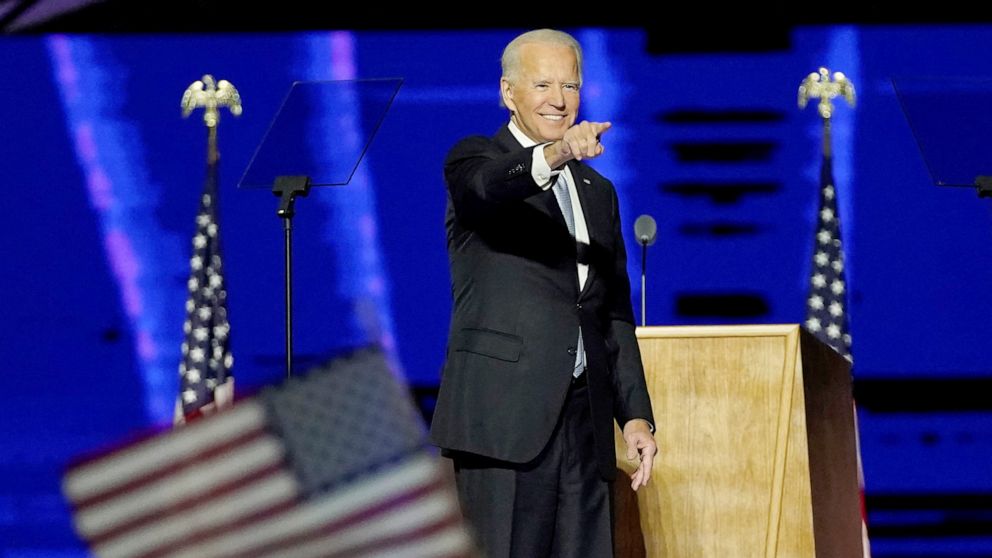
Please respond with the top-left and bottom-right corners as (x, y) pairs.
(250, 478), (450, 557)
(74, 427), (273, 512)
(154, 454), (440, 558)
(294, 515), (466, 558)
(140, 497), (302, 558)
(94, 471), (299, 558)
(65, 402), (265, 500)
(86, 459), (286, 545)
(255, 490), (458, 558)
(328, 514), (465, 558)
(356, 526), (474, 558)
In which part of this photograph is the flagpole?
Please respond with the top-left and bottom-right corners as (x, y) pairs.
(177, 75), (241, 423)
(798, 67), (855, 355)
(799, 66), (869, 557)
(207, 124), (218, 166)
(822, 116), (831, 158)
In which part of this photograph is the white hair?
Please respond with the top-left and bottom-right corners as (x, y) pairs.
(500, 29), (583, 107)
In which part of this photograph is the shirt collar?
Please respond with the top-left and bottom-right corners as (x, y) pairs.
(507, 120), (539, 148)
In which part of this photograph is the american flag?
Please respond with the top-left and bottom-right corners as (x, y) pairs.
(805, 154), (852, 360)
(176, 158), (233, 423)
(804, 152), (871, 557)
(63, 349), (474, 558)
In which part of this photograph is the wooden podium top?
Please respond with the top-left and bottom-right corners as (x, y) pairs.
(637, 323), (803, 339)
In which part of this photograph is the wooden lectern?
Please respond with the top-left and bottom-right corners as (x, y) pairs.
(613, 325), (862, 558)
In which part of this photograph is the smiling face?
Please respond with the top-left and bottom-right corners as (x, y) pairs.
(501, 42), (580, 143)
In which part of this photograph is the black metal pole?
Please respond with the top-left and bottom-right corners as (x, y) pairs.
(640, 240), (647, 327)
(272, 175), (311, 378)
(283, 215), (293, 378)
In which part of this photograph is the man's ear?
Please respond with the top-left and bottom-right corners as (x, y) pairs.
(500, 78), (516, 112)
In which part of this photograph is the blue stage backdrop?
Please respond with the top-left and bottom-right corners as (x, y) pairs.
(2, 27), (991, 556)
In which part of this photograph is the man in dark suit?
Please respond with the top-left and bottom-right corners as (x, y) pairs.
(429, 29), (657, 557)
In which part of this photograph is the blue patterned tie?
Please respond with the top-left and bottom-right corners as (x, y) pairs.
(552, 173), (576, 237)
(552, 172), (585, 378)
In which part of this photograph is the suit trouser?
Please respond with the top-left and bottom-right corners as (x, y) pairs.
(449, 376), (614, 558)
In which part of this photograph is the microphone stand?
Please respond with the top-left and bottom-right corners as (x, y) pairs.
(272, 175), (312, 378)
(640, 239), (648, 327)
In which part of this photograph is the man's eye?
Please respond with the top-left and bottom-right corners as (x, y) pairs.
(564, 84), (579, 91)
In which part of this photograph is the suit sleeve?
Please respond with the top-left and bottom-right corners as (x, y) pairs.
(605, 185), (655, 428)
(445, 136), (548, 226)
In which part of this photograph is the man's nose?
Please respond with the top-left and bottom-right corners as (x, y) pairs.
(549, 86), (565, 108)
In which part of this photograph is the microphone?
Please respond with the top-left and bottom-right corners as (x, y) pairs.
(634, 215), (657, 246)
(633, 215), (657, 326)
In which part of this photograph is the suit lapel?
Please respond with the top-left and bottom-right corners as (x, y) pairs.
(493, 125), (521, 153)
(495, 126), (602, 298)
(494, 126), (569, 230)
(568, 160), (596, 230)
(529, 187), (568, 231)
(568, 161), (601, 298)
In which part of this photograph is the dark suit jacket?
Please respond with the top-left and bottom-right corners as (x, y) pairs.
(429, 125), (654, 480)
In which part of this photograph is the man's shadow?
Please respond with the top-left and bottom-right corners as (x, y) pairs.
(613, 470), (647, 558)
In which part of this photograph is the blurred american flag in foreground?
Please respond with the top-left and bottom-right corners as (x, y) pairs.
(63, 348), (474, 557)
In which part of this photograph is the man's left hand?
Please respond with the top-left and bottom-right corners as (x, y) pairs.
(622, 419), (658, 491)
